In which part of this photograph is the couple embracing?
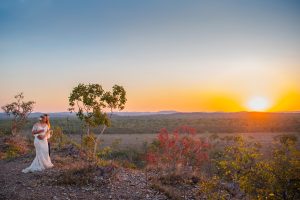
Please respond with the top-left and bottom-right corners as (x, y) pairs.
(22, 114), (54, 173)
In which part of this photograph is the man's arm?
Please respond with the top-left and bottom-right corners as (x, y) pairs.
(32, 124), (43, 135)
(37, 135), (46, 140)
(33, 130), (44, 135)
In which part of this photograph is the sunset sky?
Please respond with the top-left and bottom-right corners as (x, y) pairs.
(1, 0), (300, 112)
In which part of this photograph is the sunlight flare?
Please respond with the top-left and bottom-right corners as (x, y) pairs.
(246, 97), (270, 111)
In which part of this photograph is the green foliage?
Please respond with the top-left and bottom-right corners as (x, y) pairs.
(3, 146), (19, 159)
(49, 126), (69, 149)
(82, 133), (96, 160)
(216, 136), (262, 182)
(68, 83), (127, 159)
(200, 135), (300, 200)
(199, 175), (229, 200)
(96, 158), (111, 167)
(1, 93), (35, 135)
(0, 128), (11, 136)
(97, 146), (113, 158)
(68, 83), (127, 133)
(269, 134), (300, 199)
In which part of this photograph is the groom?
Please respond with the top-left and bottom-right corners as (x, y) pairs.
(43, 114), (51, 157)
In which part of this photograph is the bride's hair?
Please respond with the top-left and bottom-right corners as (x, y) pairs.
(43, 114), (51, 128)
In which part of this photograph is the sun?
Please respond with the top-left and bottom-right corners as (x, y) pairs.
(246, 97), (270, 111)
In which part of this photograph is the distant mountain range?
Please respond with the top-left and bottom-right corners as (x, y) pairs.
(0, 110), (299, 119)
(114, 110), (178, 116)
(0, 111), (178, 119)
(0, 112), (76, 119)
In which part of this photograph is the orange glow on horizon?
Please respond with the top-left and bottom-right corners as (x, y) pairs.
(246, 97), (271, 111)
(14, 80), (300, 113)
(123, 88), (300, 113)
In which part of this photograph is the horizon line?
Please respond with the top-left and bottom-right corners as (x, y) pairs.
(1, 111), (300, 114)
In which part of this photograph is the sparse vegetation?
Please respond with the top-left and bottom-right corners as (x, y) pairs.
(57, 163), (98, 186)
(1, 112), (300, 135)
(100, 146), (146, 169)
(1, 93), (35, 135)
(146, 126), (209, 175)
(0, 114), (299, 199)
(0, 135), (32, 160)
(68, 83), (127, 158)
(48, 126), (69, 149)
(199, 134), (300, 199)
(145, 126), (210, 198)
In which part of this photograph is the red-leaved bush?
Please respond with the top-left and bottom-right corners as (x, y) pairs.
(146, 126), (210, 174)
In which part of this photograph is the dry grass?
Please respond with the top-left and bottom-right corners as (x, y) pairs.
(0, 135), (32, 160)
(56, 163), (98, 185)
(69, 132), (300, 150)
(151, 181), (182, 200)
(17, 128), (300, 150)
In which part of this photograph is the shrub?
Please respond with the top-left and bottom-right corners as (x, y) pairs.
(97, 146), (113, 158)
(146, 126), (210, 178)
(269, 134), (300, 199)
(199, 175), (230, 200)
(99, 146), (145, 169)
(81, 133), (97, 160)
(0, 128), (11, 136)
(56, 161), (119, 186)
(199, 134), (300, 199)
(57, 164), (97, 185)
(151, 181), (182, 200)
(145, 126), (209, 199)
(49, 126), (69, 149)
(0, 135), (31, 160)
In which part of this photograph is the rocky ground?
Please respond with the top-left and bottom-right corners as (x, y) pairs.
(0, 149), (169, 200)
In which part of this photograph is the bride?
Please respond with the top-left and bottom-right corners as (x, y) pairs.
(22, 115), (54, 173)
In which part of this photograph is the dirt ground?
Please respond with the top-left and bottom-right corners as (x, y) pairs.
(1, 132), (299, 200)
(0, 150), (167, 200)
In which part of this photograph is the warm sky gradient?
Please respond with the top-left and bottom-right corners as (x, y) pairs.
(1, 0), (300, 112)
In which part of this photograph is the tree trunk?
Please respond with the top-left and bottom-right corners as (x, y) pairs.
(93, 125), (107, 159)
(87, 125), (90, 135)
(11, 128), (17, 136)
(11, 121), (17, 136)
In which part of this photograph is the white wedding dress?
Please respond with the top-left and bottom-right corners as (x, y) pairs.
(22, 123), (54, 173)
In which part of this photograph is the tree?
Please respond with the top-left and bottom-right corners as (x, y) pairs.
(68, 83), (126, 158)
(1, 93), (35, 135)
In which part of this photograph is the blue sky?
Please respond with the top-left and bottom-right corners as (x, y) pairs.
(1, 0), (300, 112)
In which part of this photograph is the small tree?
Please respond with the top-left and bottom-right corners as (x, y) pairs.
(68, 83), (126, 158)
(1, 93), (35, 135)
